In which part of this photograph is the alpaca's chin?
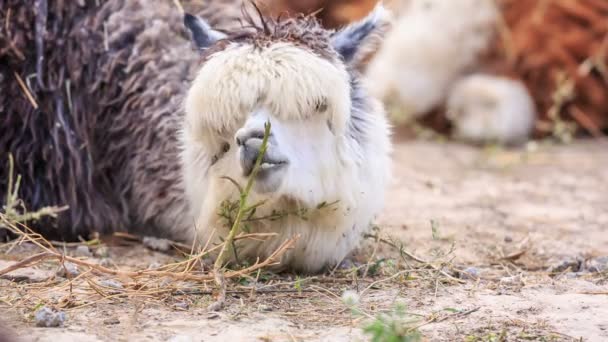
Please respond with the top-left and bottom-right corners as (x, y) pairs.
(252, 164), (288, 194)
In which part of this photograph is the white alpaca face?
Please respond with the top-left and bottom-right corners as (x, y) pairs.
(180, 7), (392, 272)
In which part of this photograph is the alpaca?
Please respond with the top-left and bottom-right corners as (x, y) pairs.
(365, 0), (499, 119)
(363, 0), (540, 145)
(446, 74), (537, 146)
(181, 6), (392, 272)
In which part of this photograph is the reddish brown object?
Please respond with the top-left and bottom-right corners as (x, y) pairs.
(486, 0), (608, 137)
(257, 0), (380, 28)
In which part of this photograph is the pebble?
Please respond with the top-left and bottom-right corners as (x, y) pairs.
(99, 258), (112, 267)
(103, 317), (120, 325)
(337, 259), (356, 270)
(504, 236), (513, 243)
(168, 335), (193, 342)
(74, 245), (92, 257)
(547, 257), (582, 273)
(586, 256), (608, 273)
(499, 274), (523, 286)
(34, 306), (66, 327)
(173, 301), (189, 310)
(94, 246), (109, 258)
(459, 267), (480, 280)
(99, 279), (123, 289)
(258, 304), (272, 312)
(147, 262), (163, 270)
(142, 236), (172, 252)
(56, 262), (79, 278)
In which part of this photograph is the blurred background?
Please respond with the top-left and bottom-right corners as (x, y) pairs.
(256, 0), (608, 146)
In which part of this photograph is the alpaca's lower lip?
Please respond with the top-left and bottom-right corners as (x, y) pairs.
(254, 161), (287, 180)
(259, 160), (287, 170)
(240, 151), (288, 177)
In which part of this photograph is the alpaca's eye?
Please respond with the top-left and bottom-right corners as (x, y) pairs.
(222, 142), (230, 153)
(315, 98), (328, 113)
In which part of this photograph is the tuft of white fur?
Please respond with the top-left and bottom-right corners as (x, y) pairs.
(184, 43), (351, 148)
(182, 42), (391, 273)
(365, 0), (499, 117)
(446, 74), (537, 145)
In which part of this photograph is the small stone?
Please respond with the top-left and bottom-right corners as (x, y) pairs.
(94, 246), (109, 258)
(206, 313), (220, 320)
(207, 301), (224, 312)
(258, 304), (272, 312)
(168, 335), (193, 342)
(563, 272), (580, 279)
(147, 262), (163, 270)
(99, 258), (112, 267)
(99, 279), (123, 289)
(586, 256), (608, 273)
(173, 301), (189, 310)
(499, 274), (523, 286)
(74, 245), (92, 257)
(504, 236), (513, 243)
(337, 259), (356, 270)
(459, 267), (480, 280)
(142, 236), (172, 252)
(547, 258), (582, 273)
(34, 306), (66, 327)
(56, 262), (79, 278)
(103, 317), (120, 325)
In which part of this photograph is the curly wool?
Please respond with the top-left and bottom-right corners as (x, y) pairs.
(0, 0), (206, 240)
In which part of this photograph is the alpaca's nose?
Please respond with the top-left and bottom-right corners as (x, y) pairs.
(234, 127), (287, 178)
(235, 128), (267, 147)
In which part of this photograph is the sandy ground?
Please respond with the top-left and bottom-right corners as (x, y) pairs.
(1, 138), (607, 342)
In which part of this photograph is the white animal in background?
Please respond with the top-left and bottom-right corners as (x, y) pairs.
(446, 74), (537, 146)
(181, 6), (392, 273)
(366, 0), (499, 118)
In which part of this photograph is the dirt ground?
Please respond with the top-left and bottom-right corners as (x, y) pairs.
(1, 138), (607, 342)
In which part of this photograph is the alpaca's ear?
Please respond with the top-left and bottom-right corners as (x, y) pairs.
(331, 4), (392, 71)
(184, 13), (226, 50)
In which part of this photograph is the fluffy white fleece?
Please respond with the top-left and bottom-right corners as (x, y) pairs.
(446, 74), (537, 145)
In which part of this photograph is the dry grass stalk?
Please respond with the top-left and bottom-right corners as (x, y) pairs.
(0, 215), (295, 282)
(12, 73), (38, 109)
(1, 154), (67, 228)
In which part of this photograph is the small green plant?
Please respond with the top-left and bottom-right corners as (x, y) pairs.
(294, 275), (303, 294)
(362, 303), (423, 342)
(342, 291), (422, 342)
(430, 219), (440, 240)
